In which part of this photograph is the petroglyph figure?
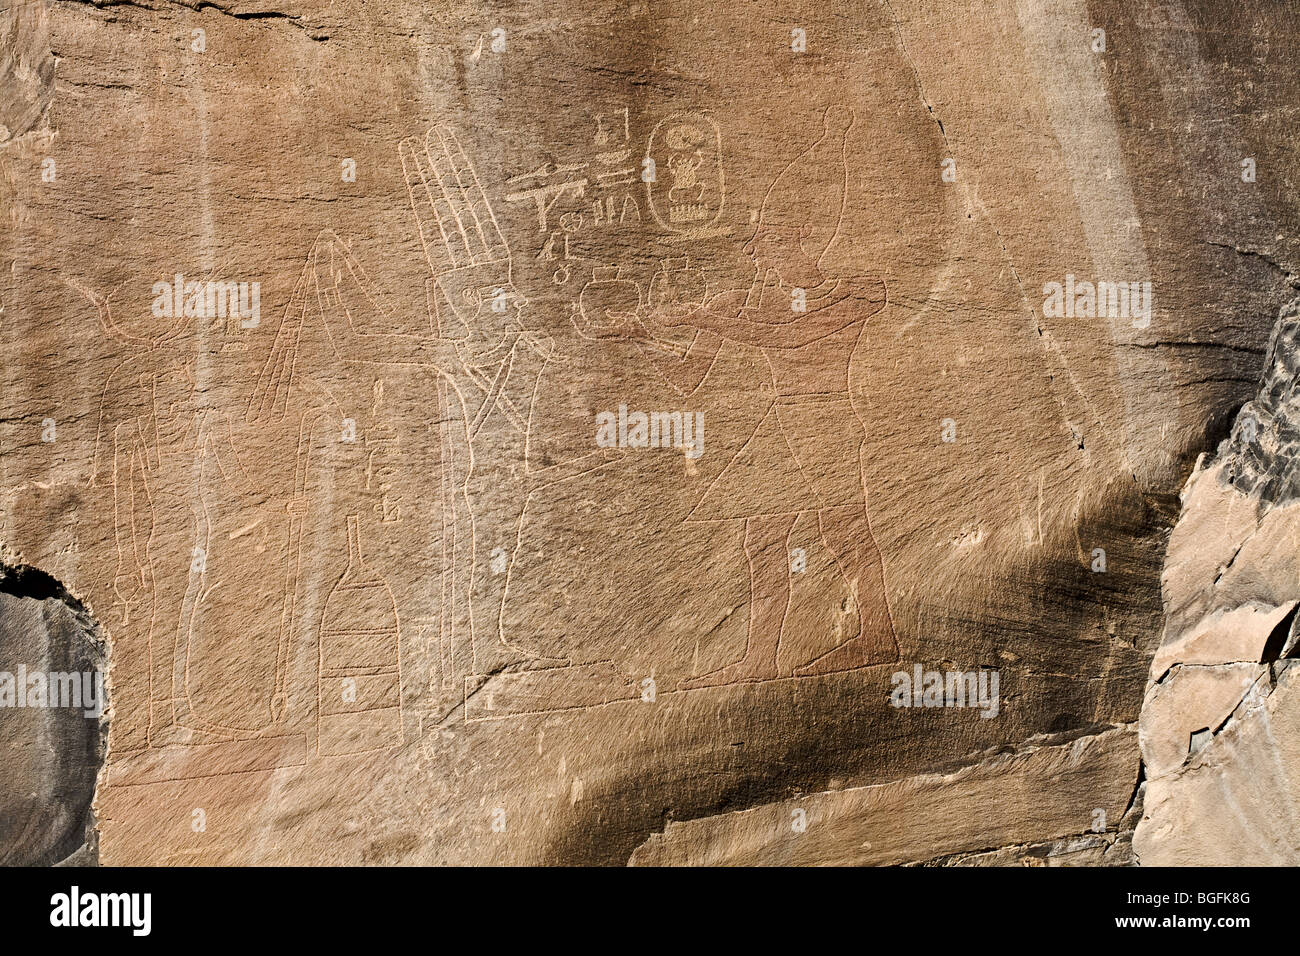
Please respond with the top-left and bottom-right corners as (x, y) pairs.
(633, 105), (901, 687)
(83, 283), (304, 756)
(254, 126), (617, 707)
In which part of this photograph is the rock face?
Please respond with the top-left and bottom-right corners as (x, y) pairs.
(0, 564), (105, 866)
(2, 0), (1298, 865)
(1135, 298), (1300, 866)
(631, 726), (1140, 866)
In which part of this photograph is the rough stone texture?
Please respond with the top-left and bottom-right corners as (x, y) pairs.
(0, 564), (105, 866)
(2, 0), (1299, 865)
(1137, 662), (1300, 865)
(630, 725), (1139, 866)
(910, 824), (1138, 867)
(1135, 297), (1300, 866)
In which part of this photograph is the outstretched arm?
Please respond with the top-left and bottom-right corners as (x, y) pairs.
(248, 232), (471, 428)
(312, 234), (470, 371)
(572, 302), (723, 397)
(667, 278), (887, 349)
(635, 326), (724, 397)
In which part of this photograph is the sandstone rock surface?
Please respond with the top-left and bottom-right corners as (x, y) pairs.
(2, 0), (1299, 865)
(0, 566), (104, 866)
(1135, 299), (1300, 865)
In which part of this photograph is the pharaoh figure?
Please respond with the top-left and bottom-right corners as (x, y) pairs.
(250, 127), (615, 694)
(88, 286), (297, 751)
(635, 104), (901, 686)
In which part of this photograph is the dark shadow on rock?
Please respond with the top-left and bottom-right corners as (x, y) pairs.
(0, 562), (106, 866)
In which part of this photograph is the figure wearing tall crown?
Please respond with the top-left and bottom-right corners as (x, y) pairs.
(638, 104), (900, 686)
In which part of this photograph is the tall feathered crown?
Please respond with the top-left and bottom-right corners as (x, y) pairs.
(757, 104), (854, 265)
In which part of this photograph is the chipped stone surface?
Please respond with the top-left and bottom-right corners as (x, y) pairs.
(911, 830), (1136, 867)
(1149, 601), (1294, 679)
(630, 726), (1138, 866)
(1136, 296), (1300, 864)
(0, 0), (52, 145)
(0, 564), (105, 866)
(912, 784), (1143, 867)
(1138, 662), (1300, 865)
(1139, 662), (1265, 778)
(3, 0), (1300, 864)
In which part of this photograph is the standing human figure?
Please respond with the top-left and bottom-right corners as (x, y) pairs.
(634, 105), (900, 686)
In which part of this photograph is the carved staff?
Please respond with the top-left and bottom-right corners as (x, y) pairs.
(271, 414), (315, 723)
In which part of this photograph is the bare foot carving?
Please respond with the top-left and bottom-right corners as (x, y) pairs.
(680, 657), (779, 689)
(146, 723), (227, 749)
(474, 640), (571, 674)
(793, 633), (897, 677)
